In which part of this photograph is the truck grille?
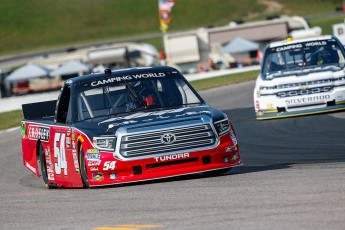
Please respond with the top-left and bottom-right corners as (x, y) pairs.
(276, 79), (332, 89)
(276, 86), (333, 98)
(119, 124), (216, 158)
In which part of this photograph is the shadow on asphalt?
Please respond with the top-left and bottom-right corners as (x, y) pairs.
(91, 163), (293, 190)
(230, 163), (292, 175)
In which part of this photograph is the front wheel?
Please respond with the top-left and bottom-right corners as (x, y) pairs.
(202, 168), (231, 177)
(79, 145), (89, 188)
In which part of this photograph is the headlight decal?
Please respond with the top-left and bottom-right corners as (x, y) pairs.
(93, 136), (116, 151)
(214, 119), (230, 136)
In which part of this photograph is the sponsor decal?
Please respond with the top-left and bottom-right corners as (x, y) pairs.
(336, 95), (343, 101)
(27, 125), (50, 142)
(230, 129), (238, 146)
(25, 161), (37, 174)
(90, 167), (99, 172)
(66, 137), (71, 149)
(71, 149), (80, 174)
(91, 72), (166, 87)
(21, 122), (26, 138)
(72, 139), (76, 150)
(48, 172), (55, 180)
(44, 148), (55, 180)
(154, 153), (189, 162)
(92, 172), (104, 181)
(110, 173), (117, 180)
(232, 153), (239, 161)
(160, 133), (176, 144)
(87, 149), (100, 160)
(225, 147), (233, 152)
(99, 107), (195, 124)
(285, 95), (331, 105)
(91, 76), (132, 87)
(98, 106), (212, 129)
(276, 44), (302, 52)
(77, 135), (84, 143)
(99, 106), (211, 130)
(88, 159), (101, 166)
(305, 41), (327, 47)
(107, 120), (138, 128)
(67, 128), (71, 137)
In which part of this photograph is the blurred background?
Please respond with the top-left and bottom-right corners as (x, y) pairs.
(1, 0), (345, 98)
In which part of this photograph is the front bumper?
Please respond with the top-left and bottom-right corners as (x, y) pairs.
(87, 134), (240, 187)
(256, 101), (345, 120)
(255, 87), (345, 120)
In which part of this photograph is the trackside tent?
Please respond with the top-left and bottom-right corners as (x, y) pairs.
(220, 37), (259, 54)
(5, 64), (51, 82)
(50, 60), (92, 77)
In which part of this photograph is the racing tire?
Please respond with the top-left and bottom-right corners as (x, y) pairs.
(38, 144), (55, 189)
(202, 168), (232, 177)
(79, 145), (89, 188)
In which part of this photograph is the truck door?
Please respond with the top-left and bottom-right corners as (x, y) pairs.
(49, 84), (83, 187)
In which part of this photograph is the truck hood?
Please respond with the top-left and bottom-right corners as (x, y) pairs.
(73, 104), (226, 137)
(256, 68), (345, 89)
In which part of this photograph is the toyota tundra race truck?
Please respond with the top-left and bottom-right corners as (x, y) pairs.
(21, 66), (240, 188)
(254, 35), (345, 120)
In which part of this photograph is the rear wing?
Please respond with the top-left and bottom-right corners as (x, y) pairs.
(22, 100), (57, 119)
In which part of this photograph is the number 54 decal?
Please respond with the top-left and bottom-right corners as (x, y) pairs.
(54, 132), (68, 176)
(103, 161), (116, 170)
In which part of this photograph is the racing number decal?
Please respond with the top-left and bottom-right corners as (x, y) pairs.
(54, 132), (68, 176)
(103, 161), (116, 170)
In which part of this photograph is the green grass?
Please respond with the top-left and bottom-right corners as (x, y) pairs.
(0, 0), (342, 56)
(274, 0), (339, 15)
(0, 70), (259, 131)
(310, 15), (345, 35)
(0, 110), (23, 130)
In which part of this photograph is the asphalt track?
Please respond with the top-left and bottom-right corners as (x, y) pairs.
(1, 81), (345, 230)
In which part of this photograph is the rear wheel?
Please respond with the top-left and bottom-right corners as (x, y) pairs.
(202, 168), (231, 177)
(38, 144), (54, 189)
(79, 145), (89, 188)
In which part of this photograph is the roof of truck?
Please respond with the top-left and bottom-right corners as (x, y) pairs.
(64, 66), (179, 86)
(268, 35), (335, 48)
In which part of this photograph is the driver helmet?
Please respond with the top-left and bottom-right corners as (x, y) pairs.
(140, 88), (156, 106)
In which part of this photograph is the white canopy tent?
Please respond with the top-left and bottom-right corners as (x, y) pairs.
(6, 64), (51, 82)
(220, 37), (259, 54)
(50, 60), (92, 77)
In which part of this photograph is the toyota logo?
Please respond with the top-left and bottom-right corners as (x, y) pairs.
(161, 133), (176, 144)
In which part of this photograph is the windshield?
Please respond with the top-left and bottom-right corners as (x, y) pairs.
(261, 39), (345, 80)
(75, 71), (202, 121)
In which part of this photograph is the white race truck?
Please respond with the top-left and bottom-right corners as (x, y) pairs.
(254, 35), (345, 120)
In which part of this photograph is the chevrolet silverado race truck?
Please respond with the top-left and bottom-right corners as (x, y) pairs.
(21, 66), (240, 188)
(254, 35), (345, 120)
